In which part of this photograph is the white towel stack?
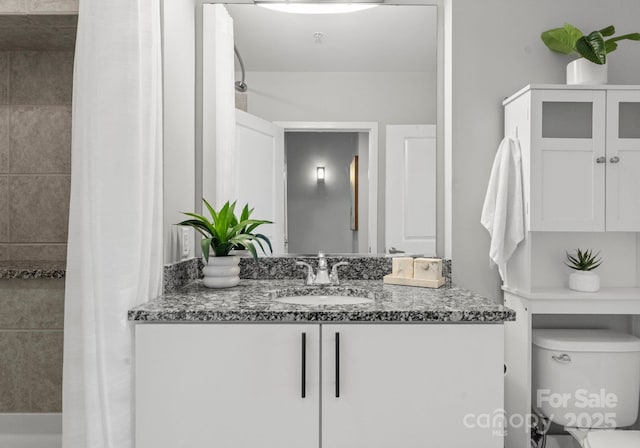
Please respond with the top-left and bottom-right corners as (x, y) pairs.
(480, 137), (525, 281)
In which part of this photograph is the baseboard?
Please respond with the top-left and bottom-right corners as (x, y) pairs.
(0, 413), (61, 434)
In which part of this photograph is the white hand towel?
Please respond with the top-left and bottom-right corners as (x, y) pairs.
(481, 137), (525, 280)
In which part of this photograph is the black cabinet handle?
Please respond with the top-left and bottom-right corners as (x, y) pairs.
(335, 332), (340, 398)
(301, 332), (306, 398)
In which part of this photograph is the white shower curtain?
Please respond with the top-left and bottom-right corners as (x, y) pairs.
(62, 0), (163, 447)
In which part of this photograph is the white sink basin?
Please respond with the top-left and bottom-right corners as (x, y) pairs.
(274, 295), (374, 305)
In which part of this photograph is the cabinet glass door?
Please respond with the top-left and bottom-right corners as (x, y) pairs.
(530, 90), (606, 231)
(606, 90), (640, 231)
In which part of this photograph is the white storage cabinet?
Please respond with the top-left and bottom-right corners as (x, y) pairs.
(136, 323), (504, 448)
(503, 85), (640, 232)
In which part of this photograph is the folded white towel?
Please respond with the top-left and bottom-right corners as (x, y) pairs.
(481, 137), (525, 281)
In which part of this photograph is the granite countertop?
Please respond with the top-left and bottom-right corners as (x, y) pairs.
(128, 279), (515, 323)
(0, 261), (66, 279)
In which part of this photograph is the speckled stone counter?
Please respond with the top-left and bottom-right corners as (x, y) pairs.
(129, 279), (515, 323)
(0, 261), (66, 279)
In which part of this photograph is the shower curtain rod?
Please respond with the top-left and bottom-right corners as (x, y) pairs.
(234, 45), (248, 92)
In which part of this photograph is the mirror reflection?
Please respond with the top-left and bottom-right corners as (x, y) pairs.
(215, 4), (437, 255)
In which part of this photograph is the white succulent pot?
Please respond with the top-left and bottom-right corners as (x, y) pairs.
(566, 58), (608, 85)
(568, 270), (600, 293)
(202, 255), (240, 288)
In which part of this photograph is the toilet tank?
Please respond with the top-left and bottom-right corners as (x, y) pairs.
(532, 329), (640, 428)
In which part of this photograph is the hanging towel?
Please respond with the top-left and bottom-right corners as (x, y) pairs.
(481, 137), (525, 280)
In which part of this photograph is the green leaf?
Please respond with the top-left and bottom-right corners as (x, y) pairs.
(605, 32), (640, 55)
(605, 40), (619, 54)
(202, 198), (218, 222)
(576, 31), (607, 64)
(541, 24), (583, 54)
(599, 25), (615, 37)
(201, 238), (212, 262)
(255, 233), (273, 253)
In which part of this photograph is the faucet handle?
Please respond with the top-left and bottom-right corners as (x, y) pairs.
(330, 261), (349, 285)
(296, 261), (315, 285)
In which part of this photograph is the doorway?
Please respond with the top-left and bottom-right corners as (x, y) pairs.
(276, 122), (378, 255)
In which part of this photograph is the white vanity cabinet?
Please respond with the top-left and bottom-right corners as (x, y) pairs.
(135, 323), (504, 448)
(504, 85), (640, 232)
(135, 324), (320, 448)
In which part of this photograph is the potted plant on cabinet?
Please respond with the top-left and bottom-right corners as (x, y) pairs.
(541, 23), (640, 85)
(566, 248), (602, 292)
(178, 200), (272, 288)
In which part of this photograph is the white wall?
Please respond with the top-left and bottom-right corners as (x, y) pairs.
(242, 70), (436, 253)
(286, 132), (359, 254)
(450, 0), (640, 302)
(162, 0), (196, 263)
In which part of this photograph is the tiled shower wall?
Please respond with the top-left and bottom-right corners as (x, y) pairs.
(0, 50), (73, 261)
(0, 49), (72, 412)
(0, 278), (64, 412)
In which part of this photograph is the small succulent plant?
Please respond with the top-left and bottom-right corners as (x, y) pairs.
(565, 249), (602, 271)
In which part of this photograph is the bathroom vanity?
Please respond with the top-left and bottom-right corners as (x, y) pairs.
(130, 279), (514, 448)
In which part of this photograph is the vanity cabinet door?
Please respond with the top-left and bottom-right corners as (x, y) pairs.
(321, 324), (504, 448)
(605, 90), (640, 231)
(529, 89), (607, 231)
(135, 324), (320, 448)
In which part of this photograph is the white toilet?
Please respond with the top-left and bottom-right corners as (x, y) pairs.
(532, 329), (640, 448)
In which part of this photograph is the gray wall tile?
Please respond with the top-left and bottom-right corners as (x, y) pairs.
(0, 107), (8, 172)
(10, 106), (71, 173)
(10, 51), (73, 105)
(9, 175), (70, 242)
(0, 278), (64, 329)
(0, 0), (26, 14)
(29, 331), (63, 412)
(0, 245), (8, 261)
(0, 176), (8, 241)
(27, 0), (78, 13)
(0, 331), (30, 411)
(0, 52), (8, 104)
(8, 243), (67, 261)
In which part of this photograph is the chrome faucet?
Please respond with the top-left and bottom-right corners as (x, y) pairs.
(295, 252), (350, 286)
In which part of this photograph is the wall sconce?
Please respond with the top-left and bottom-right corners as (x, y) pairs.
(317, 166), (325, 182)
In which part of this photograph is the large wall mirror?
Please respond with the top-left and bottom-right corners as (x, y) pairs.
(201, 1), (439, 257)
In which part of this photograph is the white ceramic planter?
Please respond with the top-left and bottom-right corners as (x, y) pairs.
(566, 58), (608, 85)
(202, 255), (240, 288)
(568, 270), (600, 292)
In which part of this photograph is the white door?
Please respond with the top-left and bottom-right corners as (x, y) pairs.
(321, 324), (504, 448)
(136, 324), (319, 448)
(385, 125), (436, 255)
(606, 90), (640, 231)
(235, 109), (285, 254)
(529, 89), (606, 231)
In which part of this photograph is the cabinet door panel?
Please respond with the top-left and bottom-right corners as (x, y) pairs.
(136, 324), (319, 448)
(606, 90), (640, 231)
(530, 90), (606, 231)
(321, 324), (503, 448)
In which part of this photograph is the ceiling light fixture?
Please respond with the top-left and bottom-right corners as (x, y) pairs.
(257, 3), (378, 14)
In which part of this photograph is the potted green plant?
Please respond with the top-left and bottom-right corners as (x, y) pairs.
(541, 23), (640, 85)
(178, 200), (272, 288)
(565, 248), (602, 292)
